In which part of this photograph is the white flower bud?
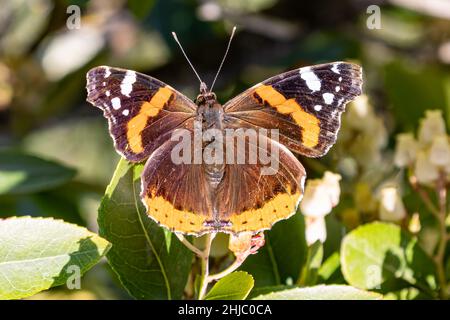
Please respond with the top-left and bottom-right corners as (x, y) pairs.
(300, 171), (341, 218)
(378, 186), (406, 222)
(408, 213), (421, 234)
(300, 180), (332, 217)
(414, 150), (439, 184)
(418, 110), (446, 146)
(394, 133), (418, 167)
(305, 216), (327, 246)
(322, 171), (341, 206)
(429, 134), (450, 167)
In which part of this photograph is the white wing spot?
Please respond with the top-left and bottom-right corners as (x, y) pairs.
(314, 105), (322, 111)
(122, 109), (129, 116)
(323, 93), (334, 105)
(104, 67), (111, 78)
(120, 70), (136, 97)
(338, 76), (342, 82)
(105, 90), (110, 97)
(300, 68), (321, 92)
(331, 63), (340, 74)
(102, 81), (106, 86)
(111, 97), (121, 110)
(335, 86), (340, 92)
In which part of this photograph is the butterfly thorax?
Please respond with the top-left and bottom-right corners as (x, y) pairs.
(196, 96), (224, 130)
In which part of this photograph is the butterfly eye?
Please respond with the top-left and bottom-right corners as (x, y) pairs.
(195, 94), (206, 105)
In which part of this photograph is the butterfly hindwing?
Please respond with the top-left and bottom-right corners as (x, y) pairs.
(140, 129), (214, 234)
(86, 66), (196, 162)
(214, 133), (306, 234)
(140, 129), (306, 235)
(224, 62), (362, 157)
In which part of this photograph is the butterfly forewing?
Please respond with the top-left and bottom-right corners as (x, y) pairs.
(224, 62), (363, 157)
(86, 66), (196, 162)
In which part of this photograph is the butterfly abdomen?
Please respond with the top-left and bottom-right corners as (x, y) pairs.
(197, 98), (226, 190)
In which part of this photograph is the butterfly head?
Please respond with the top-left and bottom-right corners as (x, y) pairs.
(196, 82), (217, 106)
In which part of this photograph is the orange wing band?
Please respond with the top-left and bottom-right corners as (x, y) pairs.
(255, 85), (320, 148)
(127, 87), (174, 153)
(143, 194), (209, 234)
(227, 189), (301, 233)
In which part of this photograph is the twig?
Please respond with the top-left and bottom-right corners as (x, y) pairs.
(180, 232), (262, 299)
(434, 171), (448, 300)
(176, 233), (205, 258)
(197, 233), (215, 300)
(409, 175), (440, 218)
(207, 256), (246, 282)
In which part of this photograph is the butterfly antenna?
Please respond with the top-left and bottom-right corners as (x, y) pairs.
(210, 26), (237, 92)
(171, 31), (204, 85)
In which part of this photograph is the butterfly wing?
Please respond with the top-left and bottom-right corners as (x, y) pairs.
(224, 62), (362, 157)
(86, 66), (197, 162)
(140, 128), (306, 235)
(140, 129), (214, 235)
(214, 132), (306, 234)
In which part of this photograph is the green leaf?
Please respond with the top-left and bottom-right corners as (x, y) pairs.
(298, 240), (323, 286)
(240, 213), (307, 287)
(22, 118), (119, 186)
(247, 285), (296, 299)
(253, 285), (382, 300)
(383, 287), (424, 300)
(341, 222), (436, 294)
(0, 216), (110, 300)
(205, 271), (254, 300)
(0, 151), (76, 195)
(318, 252), (344, 284)
(383, 61), (450, 130)
(128, 0), (156, 19)
(98, 158), (193, 300)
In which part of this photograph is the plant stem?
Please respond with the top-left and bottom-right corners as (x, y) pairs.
(178, 232), (255, 299)
(197, 233), (215, 300)
(435, 171), (448, 300)
(409, 175), (440, 218)
(207, 256), (246, 282)
(176, 233), (205, 258)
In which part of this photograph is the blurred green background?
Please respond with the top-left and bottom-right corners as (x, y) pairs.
(1, 0), (450, 299)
